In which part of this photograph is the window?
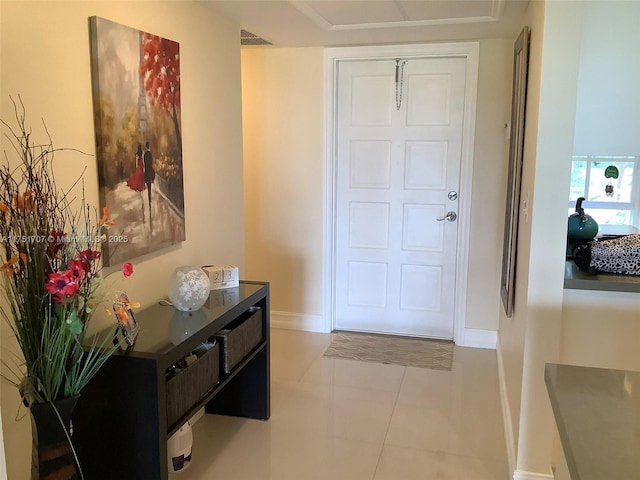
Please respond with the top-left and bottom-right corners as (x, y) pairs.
(568, 155), (640, 226)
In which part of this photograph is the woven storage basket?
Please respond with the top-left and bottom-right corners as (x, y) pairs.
(215, 307), (262, 374)
(166, 342), (219, 428)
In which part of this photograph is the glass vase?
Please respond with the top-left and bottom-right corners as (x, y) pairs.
(167, 266), (210, 311)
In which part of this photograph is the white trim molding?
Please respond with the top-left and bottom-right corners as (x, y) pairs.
(456, 328), (497, 349)
(497, 336), (517, 476)
(290, 0), (504, 30)
(270, 311), (329, 333)
(513, 471), (554, 480)
(323, 42), (480, 345)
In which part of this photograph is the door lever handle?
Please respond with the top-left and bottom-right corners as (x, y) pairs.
(436, 211), (457, 222)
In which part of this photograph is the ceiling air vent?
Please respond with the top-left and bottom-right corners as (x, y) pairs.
(241, 29), (272, 46)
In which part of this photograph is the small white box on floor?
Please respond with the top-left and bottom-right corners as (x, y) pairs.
(202, 265), (239, 290)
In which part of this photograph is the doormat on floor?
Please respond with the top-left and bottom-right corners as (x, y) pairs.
(323, 332), (454, 371)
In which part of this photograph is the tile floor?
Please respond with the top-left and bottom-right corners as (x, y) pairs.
(169, 328), (509, 480)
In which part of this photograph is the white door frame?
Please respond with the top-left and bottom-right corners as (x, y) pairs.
(323, 42), (479, 344)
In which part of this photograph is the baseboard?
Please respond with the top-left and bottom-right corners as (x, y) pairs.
(497, 337), (517, 478)
(272, 314), (497, 346)
(513, 471), (554, 480)
(270, 311), (329, 333)
(455, 327), (497, 349)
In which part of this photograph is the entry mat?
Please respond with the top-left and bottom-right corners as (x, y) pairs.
(323, 332), (454, 371)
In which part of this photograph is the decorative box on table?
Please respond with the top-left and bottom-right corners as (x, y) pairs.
(214, 307), (262, 374)
(166, 342), (220, 428)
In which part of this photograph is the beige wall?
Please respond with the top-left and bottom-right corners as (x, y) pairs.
(241, 40), (512, 333)
(241, 47), (325, 318)
(0, 1), (244, 477)
(466, 39), (513, 330)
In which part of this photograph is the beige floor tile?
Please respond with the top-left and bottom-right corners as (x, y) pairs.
(385, 402), (506, 459)
(301, 356), (406, 392)
(397, 366), (458, 409)
(384, 403), (452, 452)
(270, 381), (398, 444)
(169, 415), (273, 480)
(373, 446), (456, 480)
(329, 385), (398, 443)
(270, 378), (295, 409)
(271, 435), (383, 480)
(453, 345), (498, 366)
(269, 328), (332, 382)
(268, 381), (335, 436)
(374, 446), (509, 480)
(170, 329), (509, 480)
(448, 423), (508, 461)
(448, 452), (510, 480)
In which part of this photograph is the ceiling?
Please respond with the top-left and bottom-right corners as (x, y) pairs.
(203, 0), (530, 47)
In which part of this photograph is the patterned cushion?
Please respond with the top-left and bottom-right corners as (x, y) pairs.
(590, 233), (640, 275)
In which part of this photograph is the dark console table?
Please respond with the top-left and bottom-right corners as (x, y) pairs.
(73, 281), (270, 479)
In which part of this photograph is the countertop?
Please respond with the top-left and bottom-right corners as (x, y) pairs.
(564, 261), (640, 293)
(545, 363), (640, 480)
(564, 225), (640, 293)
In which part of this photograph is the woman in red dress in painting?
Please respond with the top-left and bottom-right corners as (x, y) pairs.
(126, 144), (146, 192)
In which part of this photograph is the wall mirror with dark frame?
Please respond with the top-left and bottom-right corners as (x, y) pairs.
(501, 26), (530, 318)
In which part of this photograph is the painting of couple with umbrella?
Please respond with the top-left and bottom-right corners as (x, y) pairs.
(89, 16), (186, 266)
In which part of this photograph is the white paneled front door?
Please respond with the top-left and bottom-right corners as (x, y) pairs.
(334, 56), (467, 339)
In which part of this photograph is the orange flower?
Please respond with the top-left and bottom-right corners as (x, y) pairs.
(99, 207), (109, 224)
(14, 190), (36, 212)
(99, 206), (115, 229)
(1, 255), (19, 277)
(1, 263), (15, 277)
(114, 306), (129, 326)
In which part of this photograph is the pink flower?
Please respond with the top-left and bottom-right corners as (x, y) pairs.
(68, 259), (86, 281)
(78, 249), (101, 272)
(122, 262), (134, 278)
(46, 271), (79, 303)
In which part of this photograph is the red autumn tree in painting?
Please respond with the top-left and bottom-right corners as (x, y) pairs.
(140, 33), (182, 154)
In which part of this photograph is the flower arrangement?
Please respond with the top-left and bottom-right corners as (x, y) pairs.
(0, 98), (135, 406)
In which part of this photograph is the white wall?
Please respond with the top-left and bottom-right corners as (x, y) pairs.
(500, 1), (640, 478)
(514, 1), (583, 475)
(499, 0), (584, 476)
(498, 1), (545, 471)
(559, 0), (640, 430)
(562, 289), (640, 369)
(0, 2), (244, 477)
(573, 1), (640, 155)
(241, 40), (513, 336)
